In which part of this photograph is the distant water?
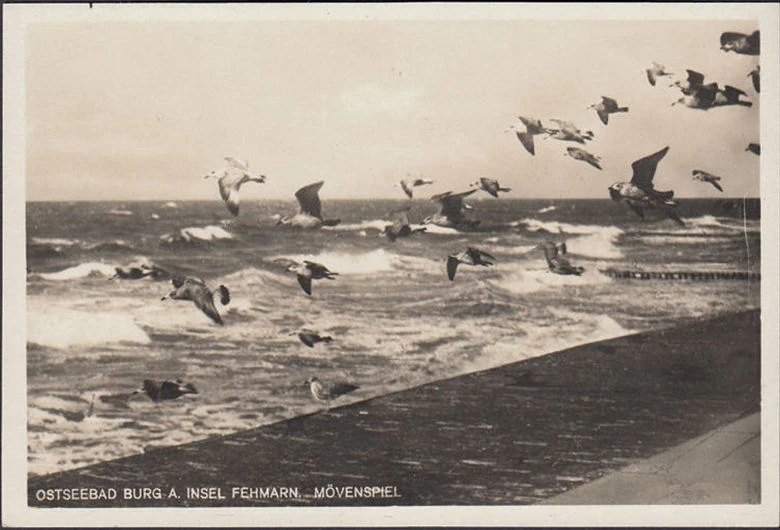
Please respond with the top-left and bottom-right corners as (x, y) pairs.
(26, 198), (761, 476)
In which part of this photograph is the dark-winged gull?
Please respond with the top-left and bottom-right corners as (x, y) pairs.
(546, 119), (595, 144)
(204, 157), (267, 216)
(748, 66), (760, 93)
(539, 240), (584, 276)
(471, 177), (511, 198)
(588, 97), (628, 125)
(382, 205), (426, 242)
(509, 116), (549, 155)
(670, 69), (710, 96)
(646, 62), (673, 86)
(424, 189), (479, 229)
(672, 84), (751, 110)
(132, 378), (198, 402)
(565, 147), (602, 170)
(692, 170), (724, 192)
(110, 263), (169, 281)
(305, 376), (359, 403)
(720, 30), (760, 55)
(746, 143), (760, 155)
(446, 247), (495, 281)
(294, 329), (333, 348)
(161, 276), (230, 325)
(399, 176), (434, 198)
(285, 260), (338, 296)
(608, 146), (685, 226)
(277, 181), (341, 228)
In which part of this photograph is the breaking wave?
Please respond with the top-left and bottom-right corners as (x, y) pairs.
(160, 225), (234, 244)
(27, 310), (151, 349)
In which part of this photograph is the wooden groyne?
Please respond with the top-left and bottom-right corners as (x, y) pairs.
(600, 268), (761, 281)
(28, 310), (760, 507)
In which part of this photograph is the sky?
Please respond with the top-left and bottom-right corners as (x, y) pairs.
(24, 13), (763, 200)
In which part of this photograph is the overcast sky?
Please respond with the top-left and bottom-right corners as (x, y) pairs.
(25, 14), (762, 200)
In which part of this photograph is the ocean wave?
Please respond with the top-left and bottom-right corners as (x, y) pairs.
(513, 218), (624, 259)
(31, 237), (81, 247)
(108, 209), (133, 216)
(27, 309), (151, 349)
(160, 225), (234, 244)
(280, 248), (401, 274)
(322, 219), (392, 232)
(537, 205), (557, 214)
(37, 262), (117, 281)
(488, 266), (612, 294)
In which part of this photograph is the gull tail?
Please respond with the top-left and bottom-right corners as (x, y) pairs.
(616, 107), (629, 112)
(217, 285), (230, 305)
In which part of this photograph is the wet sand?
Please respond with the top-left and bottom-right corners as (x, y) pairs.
(28, 309), (760, 507)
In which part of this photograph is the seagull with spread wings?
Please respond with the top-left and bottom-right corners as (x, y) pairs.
(538, 240), (584, 276)
(204, 157), (267, 216)
(424, 189), (479, 229)
(692, 170), (725, 193)
(471, 177), (511, 198)
(399, 176), (434, 198)
(508, 116), (549, 155)
(646, 62), (674, 86)
(276, 181), (341, 228)
(446, 247), (495, 281)
(285, 260), (338, 296)
(608, 146), (685, 226)
(382, 205), (426, 242)
(565, 147), (603, 170)
(720, 30), (759, 55)
(588, 97), (628, 125)
(132, 379), (198, 402)
(545, 119), (595, 144)
(161, 276), (231, 325)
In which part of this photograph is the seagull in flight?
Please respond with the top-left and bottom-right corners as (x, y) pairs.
(132, 378), (198, 402)
(608, 146), (685, 226)
(672, 84), (751, 110)
(382, 205), (426, 242)
(588, 97), (628, 125)
(446, 247), (495, 281)
(305, 377), (359, 403)
(546, 119), (594, 144)
(277, 181), (341, 228)
(720, 30), (760, 55)
(204, 157), (266, 216)
(399, 176), (434, 198)
(285, 260), (338, 296)
(748, 66), (760, 93)
(746, 143), (760, 156)
(508, 116), (549, 155)
(538, 240), (584, 276)
(471, 177), (511, 198)
(294, 329), (334, 348)
(161, 275), (230, 325)
(565, 147), (602, 170)
(692, 170), (724, 192)
(424, 189), (479, 229)
(646, 62), (674, 86)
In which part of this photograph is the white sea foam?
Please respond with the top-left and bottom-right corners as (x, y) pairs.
(283, 248), (400, 274)
(514, 218), (624, 259)
(537, 205), (557, 214)
(38, 262), (117, 281)
(108, 209), (133, 216)
(323, 219), (392, 232)
(151, 213), (161, 220)
(489, 266), (611, 294)
(31, 237), (80, 247)
(28, 309), (151, 348)
(161, 225), (234, 243)
(163, 201), (178, 208)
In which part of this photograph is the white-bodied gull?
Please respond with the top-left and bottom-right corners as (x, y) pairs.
(205, 157), (267, 216)
(161, 275), (230, 325)
(277, 181), (341, 228)
(692, 170), (724, 192)
(565, 147), (602, 170)
(588, 97), (628, 125)
(446, 247), (495, 281)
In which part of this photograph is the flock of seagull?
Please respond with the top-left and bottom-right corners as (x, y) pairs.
(125, 29), (759, 408)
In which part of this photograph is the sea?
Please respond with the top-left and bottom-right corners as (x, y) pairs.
(25, 198), (761, 476)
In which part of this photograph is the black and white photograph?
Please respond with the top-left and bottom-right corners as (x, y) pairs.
(2, 2), (779, 527)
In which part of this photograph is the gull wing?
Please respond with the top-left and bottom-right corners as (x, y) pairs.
(630, 146), (670, 191)
(224, 156), (249, 171)
(518, 116), (543, 134)
(627, 202), (646, 220)
(295, 181), (324, 219)
(686, 69), (705, 87)
(400, 180), (413, 198)
(596, 109), (609, 125)
(746, 30), (760, 53)
(646, 68), (657, 86)
(192, 288), (224, 325)
(601, 97), (618, 111)
(328, 382), (359, 397)
(711, 180), (724, 192)
(221, 185), (240, 216)
(388, 205), (411, 228)
(436, 189), (476, 217)
(720, 31), (747, 47)
(516, 131), (536, 155)
(446, 255), (460, 281)
(297, 275), (312, 295)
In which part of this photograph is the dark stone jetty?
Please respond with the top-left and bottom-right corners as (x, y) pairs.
(28, 310), (760, 507)
(600, 268), (761, 281)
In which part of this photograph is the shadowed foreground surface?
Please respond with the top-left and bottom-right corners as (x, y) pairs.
(28, 310), (760, 507)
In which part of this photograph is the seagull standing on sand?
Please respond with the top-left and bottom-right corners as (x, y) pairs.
(382, 205), (426, 242)
(588, 97), (628, 125)
(132, 379), (198, 402)
(646, 62), (674, 86)
(565, 147), (603, 170)
(399, 177), (434, 198)
(720, 30), (760, 55)
(692, 170), (725, 192)
(509, 116), (548, 155)
(446, 247), (496, 281)
(746, 143), (760, 155)
(204, 157), (267, 216)
(539, 240), (584, 276)
(748, 66), (760, 93)
(294, 330), (333, 348)
(424, 190), (479, 229)
(608, 146), (685, 226)
(471, 177), (511, 198)
(276, 181), (341, 228)
(286, 260), (338, 296)
(305, 377), (359, 403)
(161, 276), (230, 325)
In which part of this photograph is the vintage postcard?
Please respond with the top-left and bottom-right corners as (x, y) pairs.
(3, 2), (779, 527)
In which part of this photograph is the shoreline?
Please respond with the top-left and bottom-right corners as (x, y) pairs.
(28, 309), (760, 507)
